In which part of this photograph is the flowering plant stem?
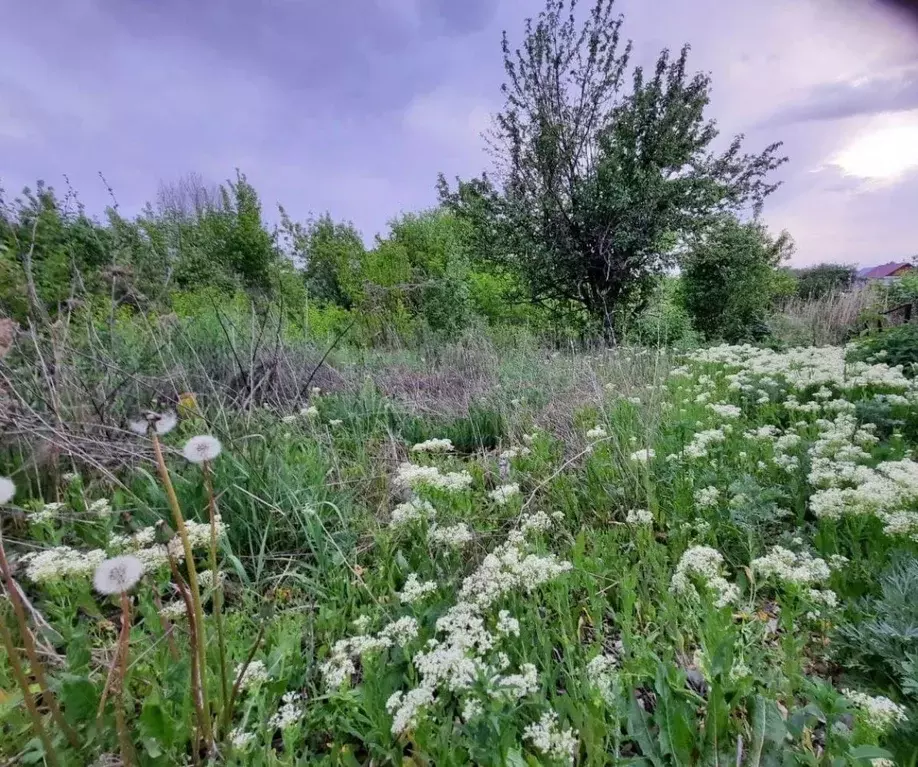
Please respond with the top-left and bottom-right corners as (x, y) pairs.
(168, 554), (208, 755)
(202, 461), (228, 723)
(0, 537), (79, 749)
(222, 619), (266, 733)
(149, 430), (213, 748)
(0, 612), (60, 767)
(114, 592), (135, 767)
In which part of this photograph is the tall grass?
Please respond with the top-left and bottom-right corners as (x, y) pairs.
(768, 287), (883, 346)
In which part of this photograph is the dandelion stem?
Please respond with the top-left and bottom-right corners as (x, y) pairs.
(0, 536), (79, 749)
(114, 592), (135, 767)
(202, 461), (228, 722)
(0, 612), (60, 767)
(150, 430), (212, 747)
(168, 551), (208, 753)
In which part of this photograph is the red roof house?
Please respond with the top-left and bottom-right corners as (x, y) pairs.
(855, 262), (914, 283)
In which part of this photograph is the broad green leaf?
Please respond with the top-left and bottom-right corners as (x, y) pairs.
(60, 675), (98, 722)
(627, 693), (664, 767)
(849, 745), (894, 761)
(747, 696), (786, 767)
(654, 666), (695, 765)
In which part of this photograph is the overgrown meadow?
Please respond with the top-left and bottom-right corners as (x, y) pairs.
(2, 322), (918, 766)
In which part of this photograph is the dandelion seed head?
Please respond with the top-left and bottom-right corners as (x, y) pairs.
(182, 435), (222, 464)
(129, 411), (178, 435)
(93, 555), (143, 595)
(0, 477), (15, 504)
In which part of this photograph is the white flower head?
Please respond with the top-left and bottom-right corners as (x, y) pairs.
(182, 435), (222, 464)
(93, 555), (143, 595)
(0, 477), (14, 504)
(129, 411), (178, 436)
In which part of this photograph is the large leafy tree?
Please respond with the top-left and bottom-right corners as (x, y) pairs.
(441, 0), (787, 338)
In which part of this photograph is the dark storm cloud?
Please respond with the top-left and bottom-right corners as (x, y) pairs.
(421, 0), (499, 35)
(1, 0), (916, 264)
(766, 66), (918, 125)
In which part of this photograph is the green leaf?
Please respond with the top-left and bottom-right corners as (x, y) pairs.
(627, 693), (664, 767)
(654, 666), (695, 765)
(60, 675), (98, 722)
(747, 696), (786, 767)
(849, 745), (894, 761)
(140, 698), (172, 748)
(504, 747), (528, 767)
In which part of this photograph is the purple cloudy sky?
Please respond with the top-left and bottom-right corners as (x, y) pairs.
(2, 0), (917, 266)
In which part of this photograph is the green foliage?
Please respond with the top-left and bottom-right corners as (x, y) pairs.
(835, 556), (918, 695)
(848, 324), (918, 377)
(795, 263), (857, 299)
(440, 0), (786, 335)
(626, 278), (698, 347)
(681, 215), (794, 342)
(888, 271), (918, 306)
(281, 210), (366, 308)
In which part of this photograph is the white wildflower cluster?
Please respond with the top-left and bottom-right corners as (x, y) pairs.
(19, 546), (108, 585)
(379, 616), (420, 645)
(684, 428), (727, 459)
(495, 609), (520, 636)
(379, 510), (572, 734)
(268, 692), (306, 730)
(670, 546), (739, 608)
(626, 508), (653, 526)
(585, 425), (607, 440)
(751, 547), (831, 585)
(709, 403), (741, 419)
(694, 486), (720, 509)
(688, 345), (911, 392)
(158, 601), (187, 621)
(184, 516), (225, 548)
(523, 710), (579, 764)
(89, 499), (113, 516)
(428, 523), (473, 548)
(461, 697), (484, 722)
(411, 438), (454, 453)
(387, 686), (435, 735)
(586, 653), (620, 705)
(321, 616), (421, 689)
(746, 425), (780, 441)
(108, 516), (225, 575)
(490, 662), (538, 700)
(842, 689), (908, 731)
(299, 405), (319, 418)
(629, 448), (655, 463)
(395, 462), (473, 492)
(30, 501), (64, 524)
(398, 573), (438, 604)
(236, 659), (269, 691)
(228, 728), (255, 750)
(809, 458), (918, 535)
(499, 446), (531, 460)
(196, 569), (226, 590)
(488, 483), (520, 505)
(390, 497), (436, 526)
(520, 510), (563, 533)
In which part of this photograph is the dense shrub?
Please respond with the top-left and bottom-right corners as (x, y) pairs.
(681, 215), (794, 342)
(848, 323), (918, 376)
(795, 262), (857, 299)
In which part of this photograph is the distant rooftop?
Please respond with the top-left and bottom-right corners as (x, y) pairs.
(856, 262), (914, 279)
